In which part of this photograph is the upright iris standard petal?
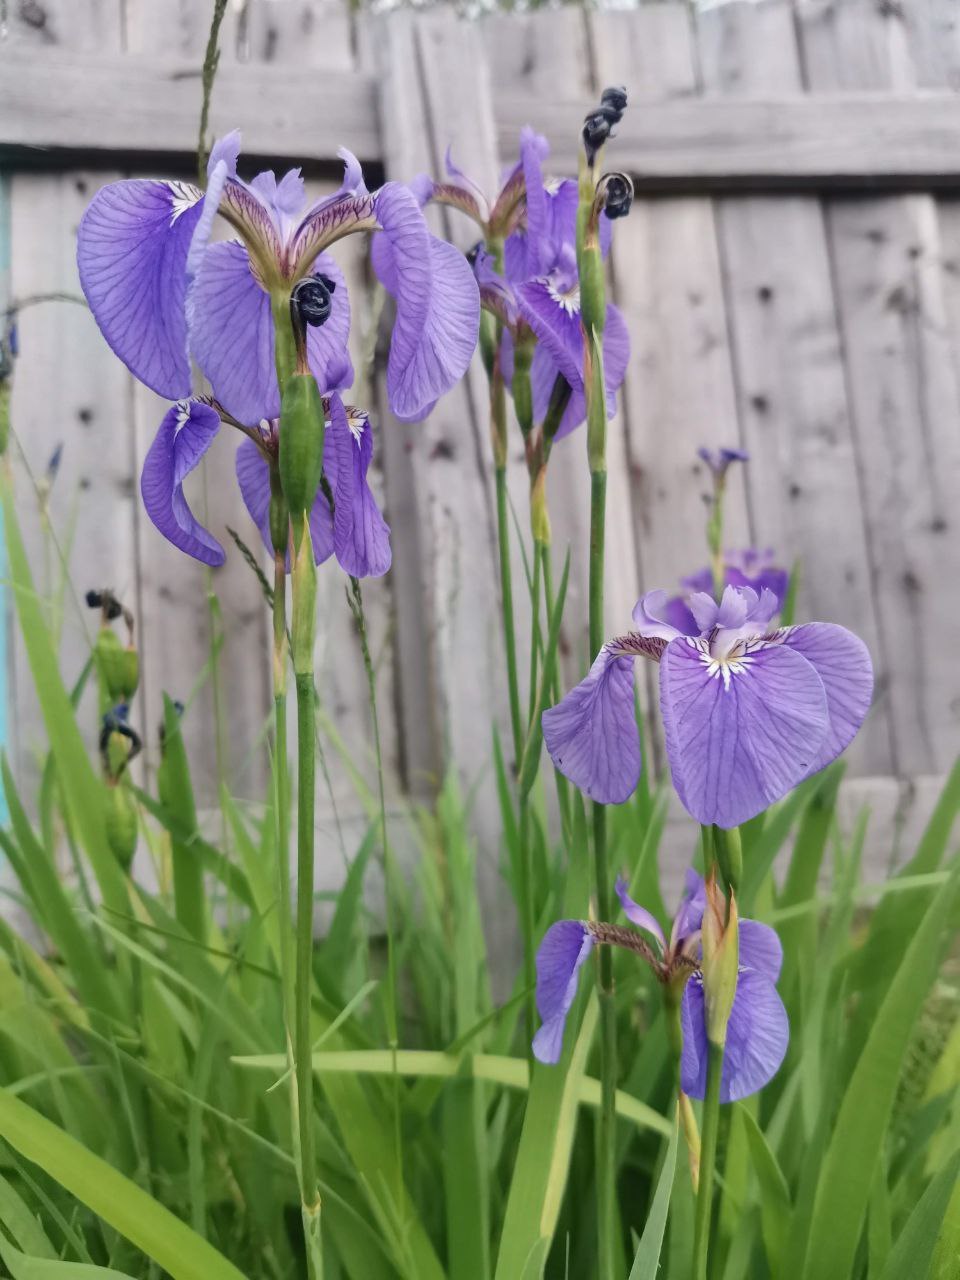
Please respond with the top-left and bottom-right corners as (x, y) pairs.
(189, 243), (276, 426)
(78, 179), (203, 399)
(533, 921), (594, 1065)
(141, 402), (224, 566)
(373, 183), (480, 422)
(659, 636), (830, 828)
(680, 968), (789, 1103)
(778, 623), (874, 776)
(614, 878), (666, 949)
(328, 395), (391, 579)
(542, 644), (640, 804)
(189, 244), (352, 426)
(672, 869), (707, 949)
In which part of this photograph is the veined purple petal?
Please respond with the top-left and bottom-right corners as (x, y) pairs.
(189, 244), (351, 425)
(777, 623), (873, 776)
(520, 126), (550, 278)
(188, 242), (275, 426)
(632, 590), (688, 642)
(235, 436), (274, 554)
(328, 394), (391, 579)
(77, 179), (203, 398)
(661, 595), (700, 638)
(542, 643), (640, 805)
(550, 302), (630, 442)
(738, 920), (783, 981)
(672, 870), (707, 950)
(516, 278), (583, 391)
(659, 636), (830, 828)
(614, 877), (666, 949)
(236, 435), (335, 567)
(533, 920), (594, 1065)
(374, 183), (480, 422)
(141, 401), (223, 566)
(681, 969), (789, 1103)
(185, 130), (241, 281)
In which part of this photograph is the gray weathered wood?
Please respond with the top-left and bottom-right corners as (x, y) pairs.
(796, 0), (960, 777)
(590, 6), (749, 775)
(6, 42), (960, 190)
(0, 49), (380, 164)
(696, 0), (892, 777)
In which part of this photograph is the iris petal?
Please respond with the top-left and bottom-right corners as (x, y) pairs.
(614, 878), (666, 949)
(533, 920), (594, 1065)
(189, 244), (351, 426)
(141, 402), (223, 566)
(681, 969), (789, 1103)
(542, 643), (640, 804)
(659, 635), (830, 828)
(328, 395), (391, 579)
(778, 623), (874, 776)
(77, 178), (202, 399)
(374, 183), (480, 422)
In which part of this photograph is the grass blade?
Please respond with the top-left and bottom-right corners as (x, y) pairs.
(628, 1109), (679, 1279)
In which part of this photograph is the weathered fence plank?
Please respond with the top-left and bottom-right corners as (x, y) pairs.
(697, 0), (893, 777)
(797, 0), (960, 778)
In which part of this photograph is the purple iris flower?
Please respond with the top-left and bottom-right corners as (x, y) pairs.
(698, 446), (750, 478)
(664, 548), (791, 637)
(77, 132), (478, 569)
(534, 873), (789, 1103)
(542, 583), (873, 827)
(413, 128), (630, 441)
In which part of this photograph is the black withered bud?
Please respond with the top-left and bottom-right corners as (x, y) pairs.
(598, 171), (634, 221)
(600, 85), (628, 120)
(85, 589), (103, 609)
(466, 240), (483, 268)
(291, 273), (335, 330)
(582, 110), (614, 166)
(583, 87), (628, 166)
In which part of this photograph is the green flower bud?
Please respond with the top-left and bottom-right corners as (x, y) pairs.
(701, 872), (739, 1048)
(279, 373), (325, 517)
(104, 783), (137, 871)
(95, 627), (139, 702)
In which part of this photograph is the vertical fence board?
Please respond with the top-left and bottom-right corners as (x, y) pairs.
(5, 1), (131, 801)
(797, 0), (960, 777)
(697, 0), (892, 777)
(590, 6), (748, 784)
(369, 11), (521, 960)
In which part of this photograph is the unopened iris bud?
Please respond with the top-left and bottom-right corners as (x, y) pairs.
(279, 371), (325, 517)
(104, 783), (138, 871)
(596, 172), (634, 222)
(701, 871), (739, 1048)
(94, 627), (140, 703)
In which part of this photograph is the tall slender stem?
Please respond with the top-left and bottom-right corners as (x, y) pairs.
(579, 141), (619, 1273)
(496, 463), (524, 765)
(692, 1041), (724, 1279)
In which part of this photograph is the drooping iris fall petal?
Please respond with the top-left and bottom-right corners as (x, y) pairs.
(141, 401), (224, 566)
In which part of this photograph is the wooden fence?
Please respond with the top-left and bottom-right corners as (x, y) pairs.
(2, 0), (959, 919)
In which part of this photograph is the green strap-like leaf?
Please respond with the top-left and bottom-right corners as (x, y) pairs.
(0, 1088), (246, 1280)
(880, 1150), (960, 1280)
(801, 866), (960, 1280)
(628, 1109), (679, 1279)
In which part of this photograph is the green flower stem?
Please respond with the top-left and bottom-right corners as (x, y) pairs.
(713, 825), (742, 897)
(496, 462), (523, 766)
(539, 542), (571, 842)
(692, 1040), (724, 1280)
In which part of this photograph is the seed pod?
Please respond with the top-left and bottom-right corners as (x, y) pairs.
(279, 372), (325, 517)
(104, 783), (138, 871)
(95, 627), (140, 701)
